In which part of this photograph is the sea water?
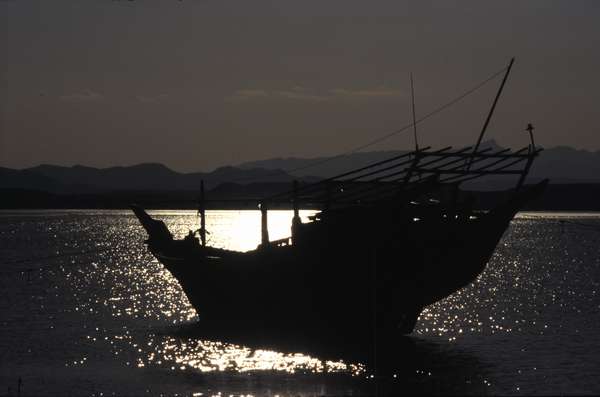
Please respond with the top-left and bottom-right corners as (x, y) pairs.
(1, 210), (599, 396)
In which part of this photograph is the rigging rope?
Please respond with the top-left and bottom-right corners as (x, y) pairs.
(194, 63), (509, 187)
(283, 65), (510, 176)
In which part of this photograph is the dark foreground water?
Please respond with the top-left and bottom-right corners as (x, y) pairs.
(1, 210), (599, 396)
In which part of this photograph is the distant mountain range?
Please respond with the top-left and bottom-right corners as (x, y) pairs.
(2, 141), (600, 195)
(239, 140), (600, 184)
(0, 163), (301, 194)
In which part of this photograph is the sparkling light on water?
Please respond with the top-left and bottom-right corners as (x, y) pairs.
(62, 210), (365, 379)
(1, 210), (599, 396)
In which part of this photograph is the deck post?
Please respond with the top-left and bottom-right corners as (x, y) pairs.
(403, 151), (421, 186)
(199, 180), (206, 246)
(515, 154), (535, 191)
(292, 180), (301, 244)
(526, 123), (536, 151)
(260, 201), (269, 247)
(293, 180), (300, 219)
(324, 181), (332, 211)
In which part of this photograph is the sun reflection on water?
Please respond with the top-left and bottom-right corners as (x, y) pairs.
(136, 336), (364, 375)
(151, 209), (316, 252)
(6, 209), (599, 394)
(61, 211), (600, 376)
(61, 209), (367, 380)
(414, 216), (600, 343)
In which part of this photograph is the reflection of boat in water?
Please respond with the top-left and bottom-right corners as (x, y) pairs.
(131, 60), (547, 345)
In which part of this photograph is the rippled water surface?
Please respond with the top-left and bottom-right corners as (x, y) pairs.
(1, 210), (599, 396)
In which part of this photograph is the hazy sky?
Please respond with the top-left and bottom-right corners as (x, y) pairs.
(1, 0), (599, 172)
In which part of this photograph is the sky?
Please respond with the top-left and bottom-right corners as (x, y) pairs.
(1, 0), (599, 172)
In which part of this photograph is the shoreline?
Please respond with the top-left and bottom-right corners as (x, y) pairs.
(2, 183), (600, 211)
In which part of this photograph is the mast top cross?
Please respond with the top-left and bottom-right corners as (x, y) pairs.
(526, 123), (536, 150)
(526, 123), (534, 133)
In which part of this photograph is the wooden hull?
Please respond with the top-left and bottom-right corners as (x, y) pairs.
(133, 181), (547, 345)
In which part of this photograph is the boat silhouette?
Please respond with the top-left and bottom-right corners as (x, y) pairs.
(131, 60), (547, 345)
(132, 145), (546, 342)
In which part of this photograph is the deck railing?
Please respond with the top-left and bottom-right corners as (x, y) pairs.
(262, 145), (542, 209)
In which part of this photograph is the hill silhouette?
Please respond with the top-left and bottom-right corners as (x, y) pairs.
(0, 163), (299, 193)
(2, 142), (600, 210)
(238, 140), (600, 184)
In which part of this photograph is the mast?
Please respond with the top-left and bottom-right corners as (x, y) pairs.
(469, 57), (515, 169)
